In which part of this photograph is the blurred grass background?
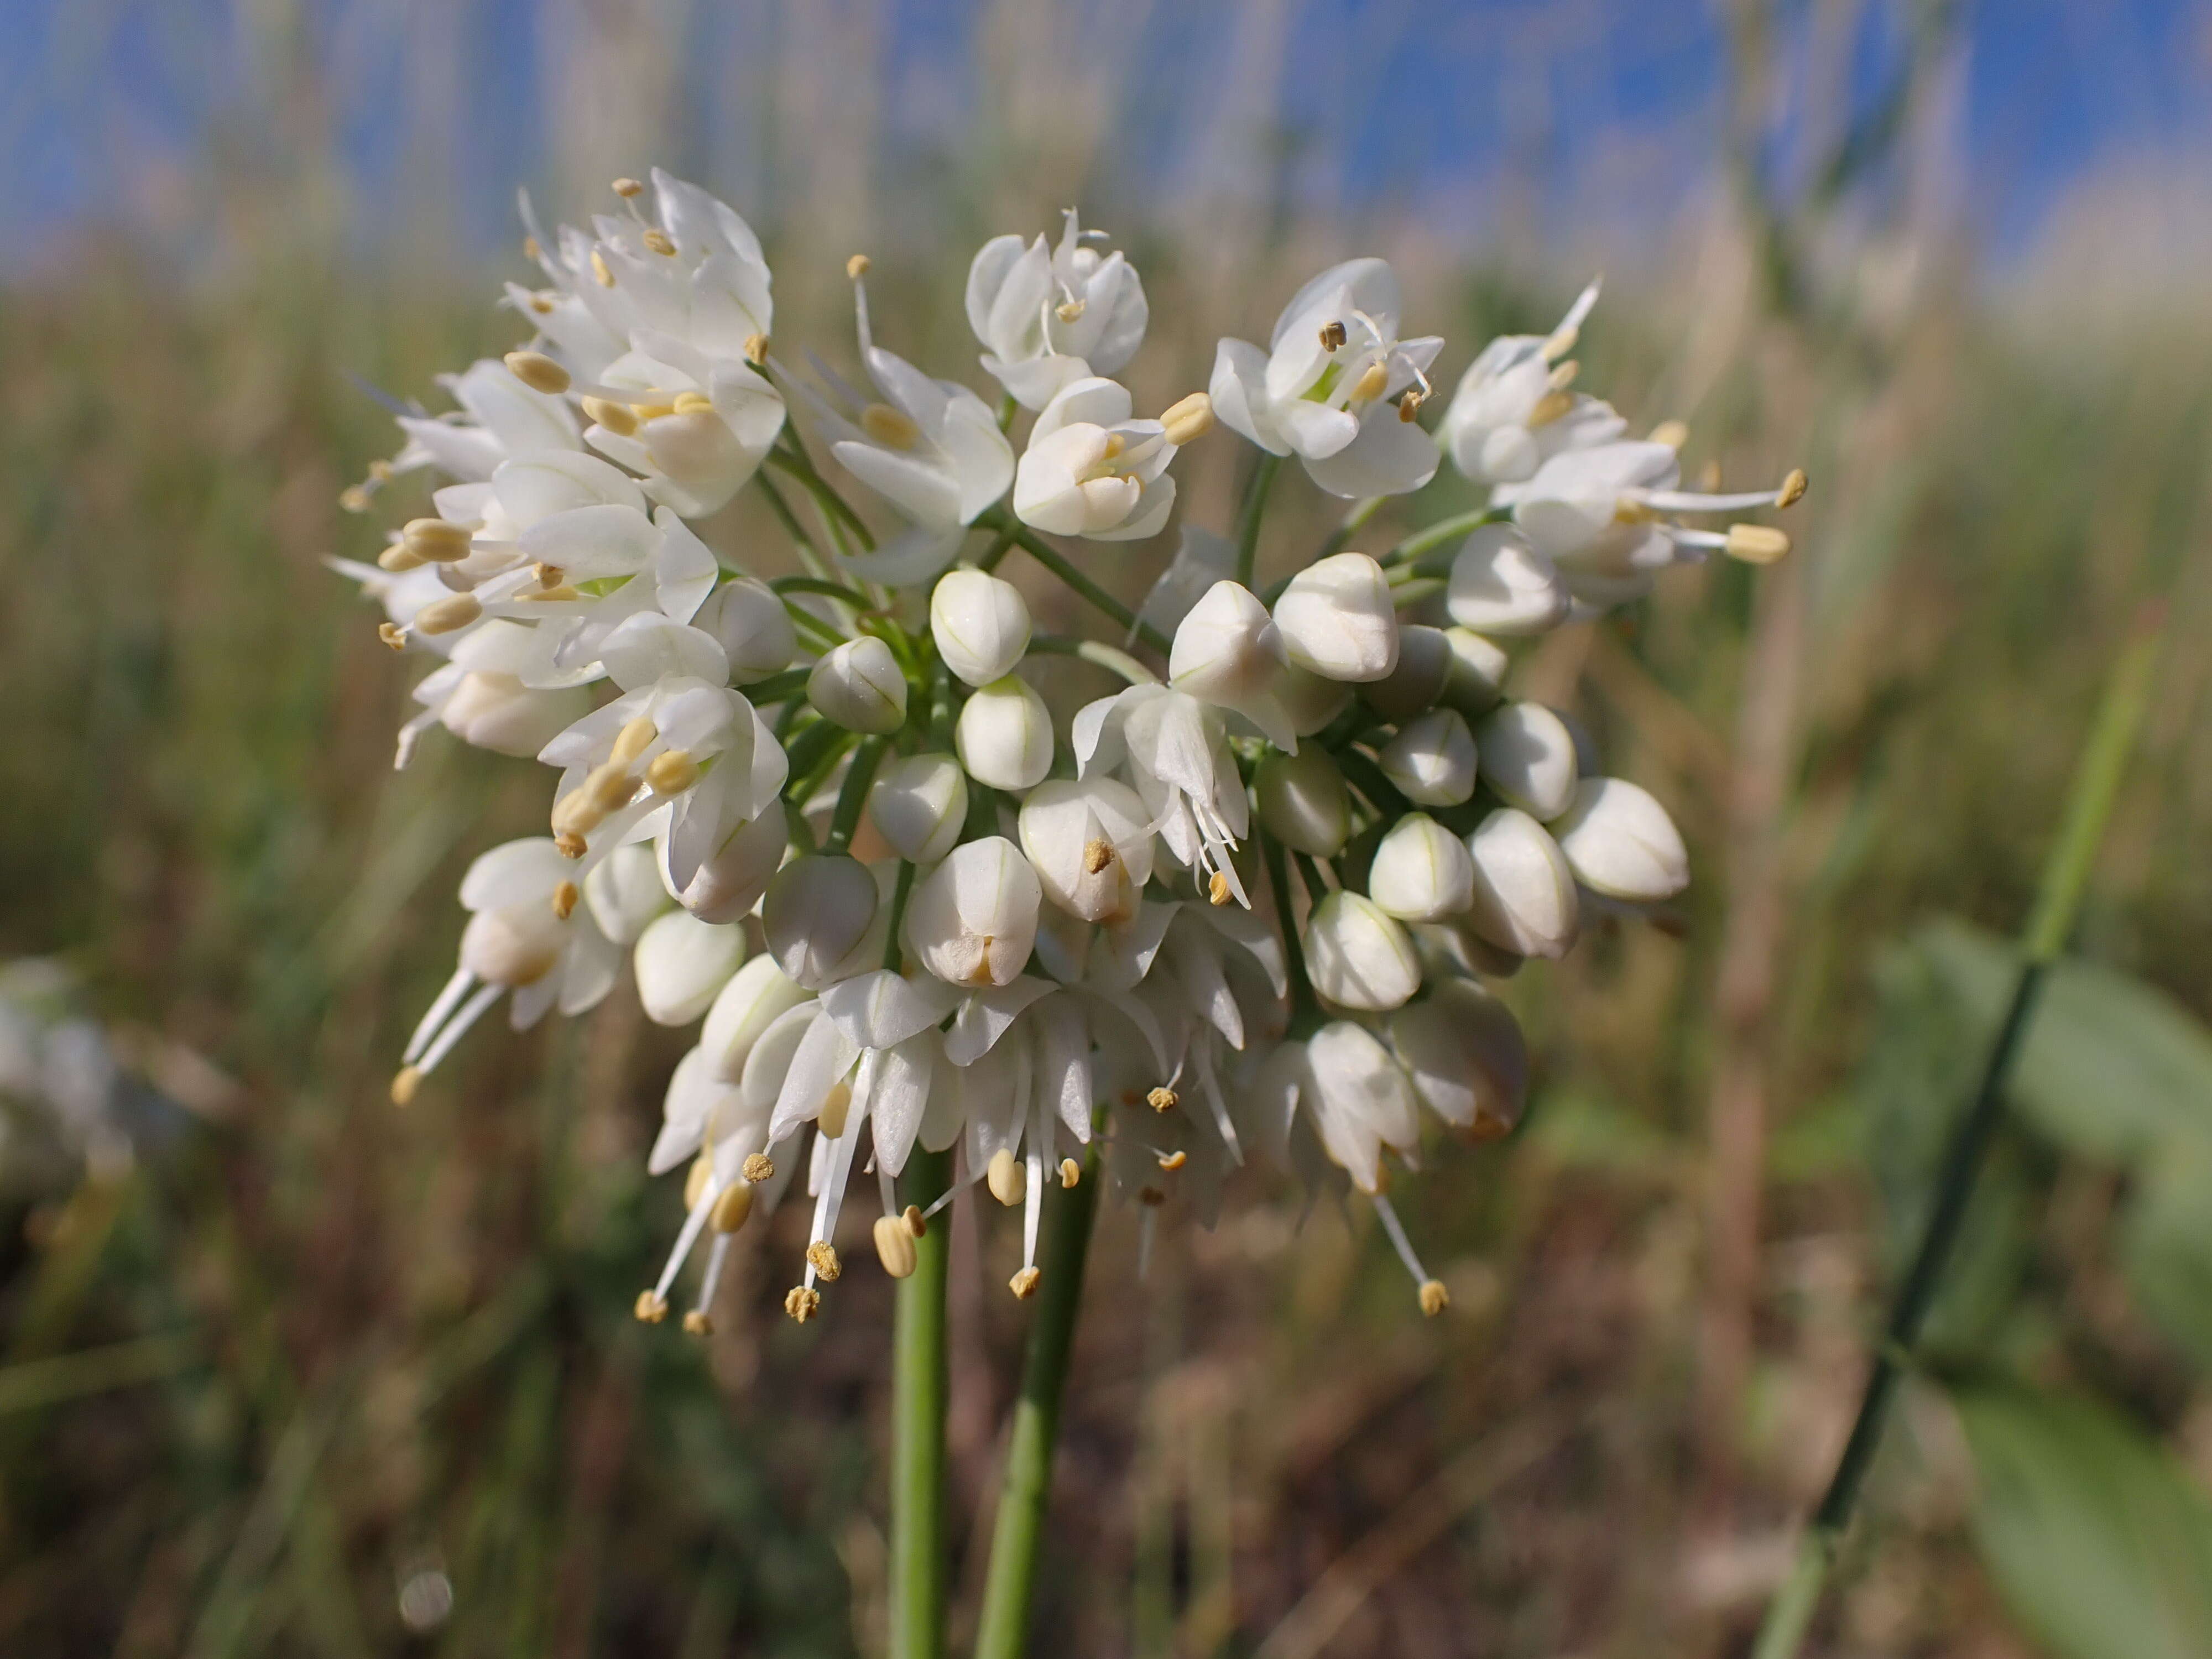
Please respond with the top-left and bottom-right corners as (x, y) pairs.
(4, 2), (2212, 1655)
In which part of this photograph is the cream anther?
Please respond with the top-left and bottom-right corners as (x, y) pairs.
(806, 1240), (844, 1282)
(390, 1065), (422, 1105)
(846, 254), (872, 279)
(712, 1183), (754, 1233)
(986, 1147), (1024, 1207)
(646, 750), (701, 795)
(503, 351), (571, 395)
(743, 1153), (776, 1183)
(634, 1290), (670, 1323)
(860, 403), (921, 449)
(1009, 1266), (1042, 1300)
(784, 1285), (820, 1322)
(581, 395), (638, 435)
(552, 880), (578, 920)
(1724, 524), (1791, 565)
(414, 594), (483, 636)
(1147, 1087), (1178, 1113)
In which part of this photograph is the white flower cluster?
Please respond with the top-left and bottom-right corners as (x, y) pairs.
(336, 171), (1803, 1328)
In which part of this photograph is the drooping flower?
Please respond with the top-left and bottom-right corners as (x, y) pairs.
(1436, 279), (1623, 486)
(966, 210), (1149, 410)
(1013, 377), (1180, 541)
(1074, 685), (1250, 907)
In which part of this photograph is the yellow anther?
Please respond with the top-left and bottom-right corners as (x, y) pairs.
(591, 248), (615, 287)
(1647, 419), (1689, 450)
(643, 228), (676, 256)
(744, 333), (769, 366)
(1208, 870), (1232, 906)
(588, 763), (639, 815)
(551, 880), (578, 921)
(846, 253), (872, 279)
(682, 1310), (713, 1335)
(1159, 392), (1214, 446)
(1526, 389), (1574, 429)
(532, 562), (565, 588)
(685, 1155), (713, 1209)
(1059, 1159), (1081, 1189)
(1009, 1266), (1042, 1300)
(1611, 498), (1660, 525)
(1318, 319), (1348, 352)
(711, 1181), (754, 1233)
(874, 1215), (918, 1279)
(902, 1204), (927, 1238)
(1082, 838), (1115, 875)
(1055, 297), (1087, 322)
(377, 622), (406, 651)
(378, 544), (425, 572)
(986, 1147), (1024, 1207)
(339, 485), (372, 514)
(581, 396), (638, 436)
(670, 390), (713, 417)
(1542, 321), (1579, 362)
(1350, 361), (1390, 405)
(528, 295), (554, 315)
(610, 714), (659, 768)
(1147, 1087), (1178, 1113)
(784, 1285), (821, 1323)
(630, 401), (675, 422)
(522, 234), (543, 261)
(402, 518), (473, 562)
(612, 176), (644, 198)
(414, 594), (482, 636)
(522, 585), (582, 603)
(1418, 1279), (1450, 1317)
(742, 1152), (776, 1183)
(646, 750), (701, 795)
(806, 1240), (843, 1282)
(1724, 524), (1791, 565)
(554, 831), (587, 859)
(1471, 1107), (1514, 1142)
(1395, 387), (1426, 422)
(551, 786), (608, 839)
(860, 403), (921, 450)
(1099, 432), (1126, 463)
(390, 1065), (422, 1106)
(503, 351), (571, 396)
(634, 1290), (670, 1324)
(1777, 467), (1809, 508)
(1157, 1149), (1187, 1172)
(816, 1080), (852, 1140)
(1548, 359), (1579, 391)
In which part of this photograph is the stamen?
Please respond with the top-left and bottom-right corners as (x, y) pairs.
(744, 333), (769, 366)
(1159, 392), (1214, 446)
(860, 403), (921, 450)
(682, 1310), (713, 1335)
(390, 1065), (422, 1106)
(692, 1234), (732, 1323)
(903, 1204), (926, 1237)
(533, 562), (565, 588)
(1371, 1192), (1446, 1316)
(1525, 389), (1574, 429)
(1471, 1105), (1514, 1142)
(634, 1290), (670, 1323)
(552, 880), (578, 920)
(647, 749), (700, 795)
(378, 545), (425, 572)
(591, 249), (615, 288)
(711, 1181), (754, 1233)
(784, 1285), (822, 1322)
(409, 982), (504, 1084)
(874, 1214), (918, 1277)
(339, 485), (372, 514)
(581, 396), (638, 435)
(846, 254), (872, 279)
(414, 594), (482, 636)
(403, 518), (473, 562)
(378, 622), (406, 651)
(1723, 524), (1791, 565)
(1157, 1149), (1187, 1171)
(1009, 1266), (1042, 1300)
(805, 1240), (843, 1282)
(1548, 359), (1579, 391)
(1082, 838), (1115, 875)
(816, 1080), (852, 1140)
(630, 401), (676, 422)
(672, 390), (714, 415)
(1147, 1087), (1178, 1113)
(405, 967), (477, 1063)
(610, 714), (659, 766)
(1099, 432), (1126, 463)
(612, 177), (645, 198)
(1777, 467), (1809, 508)
(1055, 298), (1087, 322)
(985, 1147), (1024, 1207)
(1208, 870), (1233, 906)
(743, 1152), (776, 1183)
(643, 228), (676, 256)
(528, 295), (554, 316)
(1419, 1279), (1450, 1317)
(1647, 419), (1689, 450)
(1318, 320), (1348, 352)
(589, 762), (641, 814)
(503, 351), (571, 396)
(521, 585), (583, 604)
(685, 1155), (714, 1209)
(522, 235), (543, 261)
(555, 831), (587, 859)
(1060, 1158), (1081, 1189)
(1349, 361), (1389, 406)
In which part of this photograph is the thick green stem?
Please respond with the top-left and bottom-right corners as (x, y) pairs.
(1233, 452), (1284, 587)
(992, 515), (1171, 655)
(890, 1145), (952, 1659)
(1379, 505), (1509, 568)
(823, 737), (887, 854)
(1750, 608), (2166, 1659)
(972, 1141), (1103, 1659)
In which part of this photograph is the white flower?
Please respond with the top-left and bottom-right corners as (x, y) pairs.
(930, 568), (1032, 687)
(385, 357), (583, 485)
(808, 636), (909, 734)
(1550, 778), (1689, 902)
(390, 838), (621, 1103)
(1252, 1021), (1417, 1192)
(693, 577), (796, 684)
(761, 855), (893, 991)
(394, 654), (589, 769)
(1477, 702), (1579, 821)
(699, 956), (812, 1082)
(1013, 377), (1179, 542)
(1379, 708), (1478, 807)
(1167, 580), (1295, 749)
(1367, 815), (1474, 924)
(658, 791), (786, 923)
(868, 753), (968, 864)
(956, 675), (1053, 791)
(1209, 258), (1443, 498)
(1271, 552), (1399, 682)
(1018, 778), (1155, 925)
(1437, 279), (1622, 486)
(1303, 891), (1421, 1011)
(966, 210), (1148, 409)
(583, 841), (671, 944)
(634, 909), (748, 1025)
(795, 269), (1014, 585)
(905, 837), (1042, 988)
(1359, 623), (1452, 721)
(1447, 525), (1571, 636)
(1254, 748), (1351, 857)
(1075, 686), (1248, 906)
(1464, 808), (1579, 959)
(1390, 978), (1528, 1137)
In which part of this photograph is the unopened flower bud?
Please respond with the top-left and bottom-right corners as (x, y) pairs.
(439, 671), (586, 758)
(808, 636), (909, 734)
(1254, 749), (1351, 857)
(1447, 525), (1570, 635)
(663, 806), (786, 924)
(763, 855), (881, 989)
(1275, 663), (1354, 736)
(1303, 891), (1422, 1011)
(956, 675), (1053, 791)
(1360, 624), (1452, 721)
(1170, 580), (1293, 747)
(1477, 702), (1579, 821)
(697, 577), (797, 684)
(1550, 778), (1689, 902)
(931, 568), (1033, 687)
(1272, 552), (1399, 682)
(634, 909), (748, 1025)
(1367, 814), (1475, 923)
(583, 841), (671, 945)
(1464, 808), (1579, 959)
(1380, 707), (1478, 807)
(904, 836), (1041, 988)
(1391, 978), (1528, 1136)
(869, 753), (968, 865)
(1439, 628), (1510, 717)
(1019, 778), (1155, 924)
(701, 955), (810, 1082)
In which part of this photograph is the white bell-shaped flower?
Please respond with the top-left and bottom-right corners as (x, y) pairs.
(1018, 778), (1155, 925)
(1272, 552), (1399, 683)
(1550, 778), (1689, 902)
(930, 568), (1032, 687)
(1437, 280), (1620, 486)
(763, 855), (884, 990)
(1360, 624), (1452, 721)
(1464, 808), (1579, 960)
(1441, 628), (1510, 717)
(956, 675), (1053, 790)
(904, 837), (1042, 988)
(1168, 580), (1295, 750)
(1253, 749), (1350, 857)
(1303, 891), (1421, 1011)
(966, 210), (1148, 409)
(694, 577), (796, 684)
(808, 636), (909, 734)
(1447, 524), (1571, 635)
(583, 841), (671, 945)
(868, 753), (969, 865)
(1367, 815), (1475, 923)
(1478, 702), (1579, 820)
(660, 795), (786, 923)
(1253, 1022), (1418, 1193)
(400, 662), (589, 768)
(634, 909), (748, 1026)
(1012, 378), (1178, 542)
(1074, 686), (1248, 906)
(1380, 708), (1478, 807)
(1390, 978), (1528, 1136)
(701, 956), (812, 1083)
